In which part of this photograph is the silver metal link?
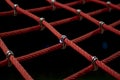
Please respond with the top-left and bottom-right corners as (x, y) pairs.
(99, 21), (105, 34)
(14, 4), (18, 16)
(40, 17), (45, 31)
(92, 56), (98, 71)
(77, 9), (83, 21)
(6, 50), (14, 67)
(106, 1), (112, 12)
(59, 35), (67, 49)
(51, 0), (56, 11)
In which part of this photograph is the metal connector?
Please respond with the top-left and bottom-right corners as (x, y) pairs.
(99, 21), (105, 34)
(77, 9), (83, 21)
(51, 0), (56, 11)
(40, 17), (45, 31)
(92, 56), (98, 71)
(6, 50), (14, 67)
(14, 4), (18, 16)
(59, 35), (67, 49)
(106, 1), (112, 12)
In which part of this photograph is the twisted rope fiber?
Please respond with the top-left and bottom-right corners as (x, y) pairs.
(64, 51), (120, 80)
(5, 0), (120, 79)
(1, 3), (120, 38)
(90, 0), (120, 11)
(0, 1), (82, 16)
(0, 39), (33, 80)
(0, 0), (119, 79)
(0, 19), (119, 67)
(47, 0), (120, 36)
(46, 0), (120, 79)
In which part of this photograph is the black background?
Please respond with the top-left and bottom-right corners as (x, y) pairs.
(0, 0), (120, 80)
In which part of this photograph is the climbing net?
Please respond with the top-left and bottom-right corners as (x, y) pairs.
(0, 0), (120, 80)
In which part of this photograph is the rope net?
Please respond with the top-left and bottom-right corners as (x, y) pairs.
(0, 0), (120, 80)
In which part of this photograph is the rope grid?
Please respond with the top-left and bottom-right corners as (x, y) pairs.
(0, 0), (120, 79)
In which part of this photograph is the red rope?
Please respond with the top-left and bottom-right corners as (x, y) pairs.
(1, 4), (118, 38)
(64, 51), (120, 80)
(0, 19), (119, 68)
(91, 0), (120, 11)
(0, 39), (33, 80)
(46, 0), (120, 79)
(47, 0), (120, 36)
(44, 20), (120, 79)
(0, 1), (80, 16)
(0, 0), (119, 79)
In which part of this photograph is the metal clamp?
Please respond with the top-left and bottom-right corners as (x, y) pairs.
(77, 9), (83, 21)
(82, 0), (86, 4)
(51, 0), (56, 11)
(92, 56), (98, 71)
(59, 35), (67, 49)
(99, 21), (105, 34)
(6, 50), (14, 67)
(14, 4), (18, 16)
(40, 17), (45, 31)
(106, 1), (112, 12)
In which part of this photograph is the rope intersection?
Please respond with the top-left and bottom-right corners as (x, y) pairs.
(0, 0), (119, 80)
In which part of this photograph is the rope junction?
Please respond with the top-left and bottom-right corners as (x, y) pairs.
(0, 0), (119, 80)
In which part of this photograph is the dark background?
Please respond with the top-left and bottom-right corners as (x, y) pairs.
(0, 0), (120, 80)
